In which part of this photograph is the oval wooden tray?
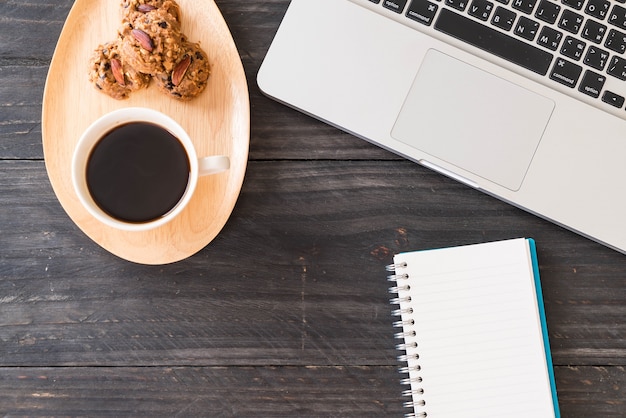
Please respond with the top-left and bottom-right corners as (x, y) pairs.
(42, 0), (249, 265)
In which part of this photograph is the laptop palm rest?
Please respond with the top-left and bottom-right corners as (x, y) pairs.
(391, 50), (555, 191)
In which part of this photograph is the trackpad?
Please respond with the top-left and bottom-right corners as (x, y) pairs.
(391, 49), (554, 191)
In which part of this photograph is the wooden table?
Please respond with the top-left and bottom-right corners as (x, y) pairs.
(1, 1), (625, 416)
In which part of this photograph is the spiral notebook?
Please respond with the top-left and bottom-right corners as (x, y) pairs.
(387, 238), (560, 418)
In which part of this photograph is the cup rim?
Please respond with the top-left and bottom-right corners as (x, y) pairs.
(71, 108), (199, 232)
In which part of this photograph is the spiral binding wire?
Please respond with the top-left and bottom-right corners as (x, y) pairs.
(387, 261), (427, 418)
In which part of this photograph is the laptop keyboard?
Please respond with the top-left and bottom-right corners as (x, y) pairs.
(359, 0), (626, 117)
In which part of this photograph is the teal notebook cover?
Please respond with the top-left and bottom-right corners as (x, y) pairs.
(527, 238), (561, 418)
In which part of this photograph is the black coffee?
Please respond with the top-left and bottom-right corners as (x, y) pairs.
(86, 122), (190, 223)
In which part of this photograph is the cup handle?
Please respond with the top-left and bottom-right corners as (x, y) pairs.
(198, 155), (230, 176)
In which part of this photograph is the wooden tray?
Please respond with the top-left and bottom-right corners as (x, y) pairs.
(42, 0), (249, 265)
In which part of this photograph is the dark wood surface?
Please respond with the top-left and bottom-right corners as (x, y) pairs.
(1, 0), (625, 416)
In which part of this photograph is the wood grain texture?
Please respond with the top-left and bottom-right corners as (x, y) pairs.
(0, 366), (405, 417)
(1, 0), (626, 415)
(41, 0), (250, 265)
(0, 366), (622, 417)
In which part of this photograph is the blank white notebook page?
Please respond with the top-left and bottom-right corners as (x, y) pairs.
(394, 238), (555, 417)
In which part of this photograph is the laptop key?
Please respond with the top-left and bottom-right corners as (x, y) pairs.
(560, 36), (586, 60)
(584, 46), (609, 70)
(585, 0), (610, 20)
(607, 55), (626, 80)
(605, 29), (626, 54)
(511, 0), (537, 14)
(383, 0), (408, 13)
(602, 90), (625, 108)
(581, 20), (608, 44)
(537, 26), (563, 51)
(468, 0), (495, 21)
(559, 9), (584, 34)
(492, 6), (517, 31)
(549, 57), (582, 88)
(562, 0), (583, 10)
(515, 16), (540, 41)
(608, 5), (626, 30)
(578, 70), (606, 98)
(406, 0), (439, 25)
(434, 9), (554, 75)
(535, 0), (560, 24)
(446, 0), (469, 11)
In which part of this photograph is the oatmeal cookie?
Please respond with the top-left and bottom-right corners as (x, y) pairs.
(89, 0), (210, 101)
(154, 42), (210, 101)
(120, 0), (181, 22)
(88, 40), (150, 100)
(118, 7), (186, 75)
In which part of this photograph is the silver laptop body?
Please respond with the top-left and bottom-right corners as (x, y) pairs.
(258, 0), (626, 254)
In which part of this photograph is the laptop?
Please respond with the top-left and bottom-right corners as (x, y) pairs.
(258, 0), (626, 254)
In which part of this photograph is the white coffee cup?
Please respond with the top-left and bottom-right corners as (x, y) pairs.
(72, 107), (229, 232)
